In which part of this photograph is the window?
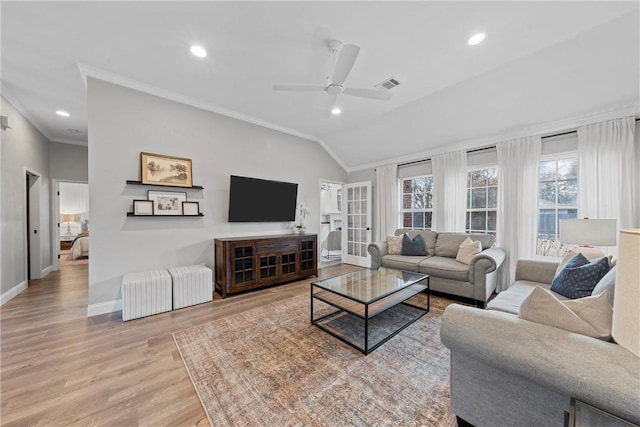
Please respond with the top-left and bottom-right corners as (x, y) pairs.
(537, 157), (578, 257)
(466, 167), (498, 235)
(401, 175), (433, 230)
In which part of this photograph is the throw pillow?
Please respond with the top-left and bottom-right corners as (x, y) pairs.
(401, 233), (427, 256)
(455, 237), (482, 265)
(519, 286), (612, 340)
(591, 266), (616, 307)
(386, 235), (403, 255)
(550, 253), (610, 299)
(555, 247), (609, 276)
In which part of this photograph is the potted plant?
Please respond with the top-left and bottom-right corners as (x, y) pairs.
(294, 203), (310, 234)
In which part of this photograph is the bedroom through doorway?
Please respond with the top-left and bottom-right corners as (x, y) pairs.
(55, 181), (89, 269)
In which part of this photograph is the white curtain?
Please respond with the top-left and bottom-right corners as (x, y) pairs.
(577, 116), (636, 257)
(432, 150), (467, 232)
(496, 136), (542, 291)
(375, 164), (398, 241)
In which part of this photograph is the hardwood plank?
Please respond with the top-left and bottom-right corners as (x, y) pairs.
(0, 262), (362, 426)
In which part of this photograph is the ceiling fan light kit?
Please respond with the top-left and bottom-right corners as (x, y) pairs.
(272, 39), (393, 104)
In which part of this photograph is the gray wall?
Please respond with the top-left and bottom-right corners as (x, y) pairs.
(1, 96), (52, 297)
(50, 142), (88, 182)
(87, 78), (347, 312)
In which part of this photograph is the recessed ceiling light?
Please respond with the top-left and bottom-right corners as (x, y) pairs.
(331, 107), (341, 115)
(56, 110), (70, 117)
(467, 33), (486, 46)
(190, 45), (207, 58)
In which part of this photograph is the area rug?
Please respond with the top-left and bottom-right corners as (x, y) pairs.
(60, 254), (88, 266)
(173, 294), (459, 426)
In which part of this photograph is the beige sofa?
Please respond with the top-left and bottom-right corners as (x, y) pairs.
(367, 229), (506, 307)
(441, 259), (640, 427)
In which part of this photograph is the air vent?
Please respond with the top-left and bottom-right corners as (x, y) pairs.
(375, 77), (400, 91)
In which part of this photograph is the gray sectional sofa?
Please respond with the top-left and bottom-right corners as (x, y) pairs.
(441, 258), (640, 427)
(368, 229), (506, 307)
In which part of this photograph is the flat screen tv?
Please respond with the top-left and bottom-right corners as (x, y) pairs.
(228, 175), (298, 222)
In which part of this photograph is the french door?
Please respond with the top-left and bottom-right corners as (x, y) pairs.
(341, 181), (372, 267)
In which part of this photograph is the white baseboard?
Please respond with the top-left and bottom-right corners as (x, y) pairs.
(41, 265), (53, 277)
(87, 299), (122, 317)
(1, 281), (27, 306)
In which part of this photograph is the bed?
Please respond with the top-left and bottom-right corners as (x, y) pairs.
(70, 233), (89, 259)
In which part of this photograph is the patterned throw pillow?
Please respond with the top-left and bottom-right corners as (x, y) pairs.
(387, 235), (403, 255)
(554, 247), (610, 276)
(401, 233), (427, 256)
(550, 253), (611, 299)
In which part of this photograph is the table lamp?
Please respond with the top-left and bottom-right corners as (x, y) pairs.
(612, 229), (640, 357)
(560, 218), (617, 258)
(60, 213), (77, 236)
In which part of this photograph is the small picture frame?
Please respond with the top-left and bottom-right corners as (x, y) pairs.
(133, 200), (154, 216)
(182, 201), (200, 216)
(148, 190), (187, 215)
(140, 152), (193, 188)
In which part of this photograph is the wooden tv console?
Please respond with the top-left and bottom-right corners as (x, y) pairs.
(214, 234), (317, 298)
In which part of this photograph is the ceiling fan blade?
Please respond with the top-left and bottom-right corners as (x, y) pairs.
(332, 44), (360, 85)
(272, 84), (326, 92)
(343, 87), (393, 100)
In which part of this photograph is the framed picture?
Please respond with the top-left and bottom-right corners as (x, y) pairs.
(140, 152), (193, 188)
(133, 200), (154, 216)
(147, 190), (187, 215)
(182, 201), (200, 216)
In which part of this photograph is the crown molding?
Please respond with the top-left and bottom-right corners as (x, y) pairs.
(50, 137), (88, 147)
(347, 103), (640, 173)
(76, 63), (348, 173)
(1, 84), (54, 142)
(315, 138), (349, 174)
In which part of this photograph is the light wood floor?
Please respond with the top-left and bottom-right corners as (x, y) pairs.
(0, 262), (362, 426)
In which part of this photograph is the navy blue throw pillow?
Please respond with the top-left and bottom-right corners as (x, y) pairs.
(401, 234), (427, 256)
(550, 253), (611, 299)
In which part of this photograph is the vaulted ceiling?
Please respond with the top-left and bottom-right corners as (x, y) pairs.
(2, 1), (638, 171)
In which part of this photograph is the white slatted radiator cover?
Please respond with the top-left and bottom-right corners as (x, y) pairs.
(121, 269), (172, 321)
(169, 265), (213, 310)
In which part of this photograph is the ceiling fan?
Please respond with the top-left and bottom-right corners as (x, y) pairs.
(272, 40), (392, 101)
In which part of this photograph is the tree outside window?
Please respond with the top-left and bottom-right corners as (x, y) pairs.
(400, 175), (433, 230)
(466, 167), (498, 235)
(537, 157), (578, 257)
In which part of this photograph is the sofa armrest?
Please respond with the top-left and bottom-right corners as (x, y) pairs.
(515, 259), (559, 284)
(467, 247), (506, 303)
(368, 241), (388, 268)
(469, 247), (506, 283)
(441, 304), (640, 424)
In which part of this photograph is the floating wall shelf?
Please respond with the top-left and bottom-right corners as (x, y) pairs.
(126, 180), (204, 190)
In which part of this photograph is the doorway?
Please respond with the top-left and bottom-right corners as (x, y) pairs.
(25, 170), (42, 280)
(341, 181), (372, 268)
(318, 180), (344, 265)
(53, 181), (89, 270)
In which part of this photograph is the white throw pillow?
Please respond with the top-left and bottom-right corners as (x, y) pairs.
(518, 286), (612, 340)
(387, 235), (403, 255)
(455, 237), (482, 265)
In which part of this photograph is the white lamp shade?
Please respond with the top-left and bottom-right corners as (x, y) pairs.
(612, 229), (640, 357)
(560, 219), (617, 246)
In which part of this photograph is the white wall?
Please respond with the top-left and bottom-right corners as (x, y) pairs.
(87, 78), (347, 314)
(1, 96), (52, 300)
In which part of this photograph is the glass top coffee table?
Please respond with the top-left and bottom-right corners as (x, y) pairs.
(311, 267), (429, 355)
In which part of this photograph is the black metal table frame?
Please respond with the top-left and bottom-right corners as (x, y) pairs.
(310, 277), (430, 355)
